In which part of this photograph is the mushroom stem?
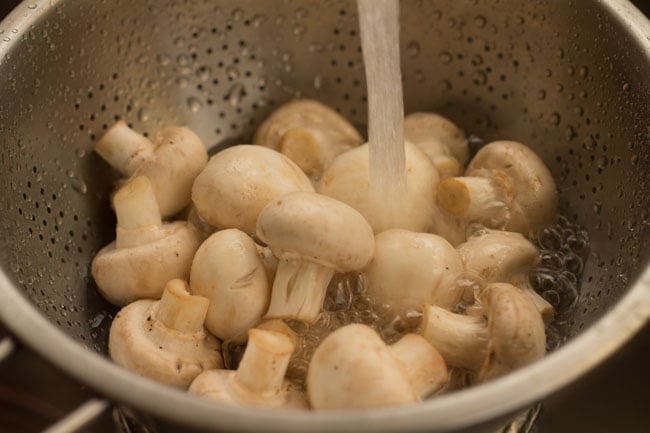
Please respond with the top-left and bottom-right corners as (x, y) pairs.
(264, 260), (335, 323)
(156, 279), (209, 333)
(420, 304), (488, 371)
(522, 285), (556, 325)
(235, 329), (294, 395)
(437, 174), (511, 224)
(94, 120), (154, 176)
(113, 176), (164, 249)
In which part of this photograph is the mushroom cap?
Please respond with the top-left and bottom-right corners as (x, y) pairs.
(318, 142), (439, 233)
(389, 333), (449, 398)
(457, 229), (540, 284)
(135, 126), (208, 218)
(478, 282), (546, 381)
(253, 99), (363, 179)
(190, 229), (271, 342)
(109, 298), (222, 388)
(92, 222), (203, 306)
(404, 112), (469, 166)
(307, 324), (418, 410)
(466, 140), (558, 235)
(365, 229), (465, 312)
(256, 191), (375, 272)
(191, 145), (314, 236)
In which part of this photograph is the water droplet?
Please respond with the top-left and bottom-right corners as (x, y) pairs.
(173, 36), (185, 48)
(295, 8), (308, 19)
(137, 107), (150, 122)
(156, 54), (171, 66)
(439, 79), (452, 91)
(75, 148), (86, 158)
(176, 54), (189, 66)
(565, 125), (577, 141)
(474, 15), (487, 28)
(293, 24), (306, 36)
(406, 41), (421, 58)
(439, 51), (453, 64)
(537, 90), (547, 100)
(567, 66), (575, 76)
(196, 66), (211, 82)
(313, 74), (324, 90)
(515, 15), (525, 25)
(27, 3), (37, 9)
(556, 48), (564, 59)
(582, 135), (597, 151)
(309, 42), (324, 53)
(186, 96), (202, 113)
(67, 170), (87, 194)
(471, 70), (487, 86)
(593, 200), (602, 215)
(226, 66), (240, 80)
(574, 106), (584, 116)
(415, 69), (425, 83)
(231, 8), (244, 21)
(175, 77), (189, 88)
(251, 14), (267, 27)
(622, 83), (630, 91)
(548, 112), (561, 126)
(578, 66), (588, 79)
(226, 83), (245, 107)
(471, 54), (483, 66)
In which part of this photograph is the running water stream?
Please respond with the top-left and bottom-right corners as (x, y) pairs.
(357, 0), (407, 226)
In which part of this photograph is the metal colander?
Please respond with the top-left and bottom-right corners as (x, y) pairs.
(0, 0), (648, 432)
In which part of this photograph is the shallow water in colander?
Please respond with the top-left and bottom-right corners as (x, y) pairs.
(275, 215), (591, 390)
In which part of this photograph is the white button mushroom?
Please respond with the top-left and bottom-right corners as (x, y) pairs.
(92, 176), (203, 306)
(256, 191), (375, 323)
(404, 112), (470, 179)
(437, 140), (559, 236)
(188, 329), (308, 409)
(306, 324), (418, 410)
(253, 99), (364, 181)
(191, 145), (314, 237)
(109, 279), (223, 388)
(95, 122), (208, 218)
(364, 229), (465, 316)
(190, 229), (271, 343)
(457, 229), (555, 321)
(318, 141), (439, 233)
(420, 282), (546, 382)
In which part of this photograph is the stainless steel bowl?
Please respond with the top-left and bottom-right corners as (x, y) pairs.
(0, 1), (648, 432)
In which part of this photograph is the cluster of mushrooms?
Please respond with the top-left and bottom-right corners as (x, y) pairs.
(91, 99), (558, 410)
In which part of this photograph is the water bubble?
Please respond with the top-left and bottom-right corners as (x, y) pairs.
(406, 41), (421, 58)
(439, 51), (453, 64)
(186, 97), (202, 113)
